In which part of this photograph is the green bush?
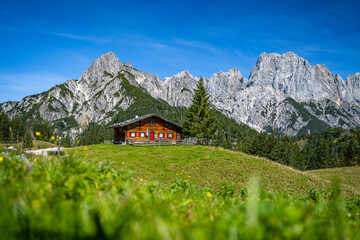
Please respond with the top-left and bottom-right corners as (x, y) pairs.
(219, 181), (236, 198)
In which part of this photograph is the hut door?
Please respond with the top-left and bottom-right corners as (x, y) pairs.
(149, 132), (155, 141)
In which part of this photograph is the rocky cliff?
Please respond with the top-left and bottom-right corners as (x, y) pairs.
(1, 51), (360, 136)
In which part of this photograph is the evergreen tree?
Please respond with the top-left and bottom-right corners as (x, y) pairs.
(10, 116), (25, 143)
(62, 134), (72, 148)
(33, 120), (53, 141)
(0, 112), (10, 142)
(23, 131), (33, 149)
(344, 136), (356, 166)
(313, 138), (330, 169)
(183, 77), (215, 140)
(289, 142), (303, 170)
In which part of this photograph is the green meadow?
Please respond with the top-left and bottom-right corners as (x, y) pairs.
(308, 166), (360, 194)
(0, 140), (57, 150)
(0, 144), (359, 239)
(68, 143), (355, 195)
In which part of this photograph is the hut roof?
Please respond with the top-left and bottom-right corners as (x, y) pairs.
(107, 113), (182, 129)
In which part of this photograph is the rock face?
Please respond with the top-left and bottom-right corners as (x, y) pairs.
(1, 51), (360, 136)
(346, 73), (360, 105)
(247, 52), (353, 104)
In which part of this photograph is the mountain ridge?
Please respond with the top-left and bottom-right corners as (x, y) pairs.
(1, 51), (360, 137)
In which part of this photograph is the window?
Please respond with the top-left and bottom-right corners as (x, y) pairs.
(130, 132), (136, 137)
(140, 132), (146, 137)
(149, 120), (156, 126)
(168, 132), (173, 138)
(132, 123), (136, 128)
(168, 124), (172, 129)
(158, 132), (164, 138)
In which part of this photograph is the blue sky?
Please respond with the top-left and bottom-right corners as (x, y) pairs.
(0, 0), (359, 103)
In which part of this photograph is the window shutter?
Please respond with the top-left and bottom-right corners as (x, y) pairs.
(154, 121), (156, 126)
(135, 132), (137, 137)
(167, 133), (169, 138)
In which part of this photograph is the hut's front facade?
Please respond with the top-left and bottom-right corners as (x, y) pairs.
(108, 113), (182, 144)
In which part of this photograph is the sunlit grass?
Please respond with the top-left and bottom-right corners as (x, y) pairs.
(67, 143), (337, 195)
(0, 151), (359, 239)
(0, 140), (57, 150)
(308, 166), (360, 194)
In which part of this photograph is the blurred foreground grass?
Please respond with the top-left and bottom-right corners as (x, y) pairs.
(0, 150), (360, 239)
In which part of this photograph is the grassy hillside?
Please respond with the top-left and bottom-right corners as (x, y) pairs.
(2, 144), (360, 239)
(308, 166), (360, 194)
(0, 140), (57, 150)
(67, 143), (338, 195)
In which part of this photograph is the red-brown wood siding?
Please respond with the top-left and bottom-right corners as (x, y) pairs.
(114, 116), (182, 142)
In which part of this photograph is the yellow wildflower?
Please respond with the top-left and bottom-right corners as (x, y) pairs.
(122, 162), (125, 165)
(34, 159), (37, 162)
(84, 147), (88, 151)
(176, 173), (179, 176)
(35, 132), (41, 136)
(206, 192), (213, 197)
(140, 179), (143, 182)
(50, 136), (55, 141)
(184, 180), (187, 183)
(31, 199), (41, 208)
(0, 156), (3, 162)
(181, 172), (183, 175)
(188, 176), (190, 178)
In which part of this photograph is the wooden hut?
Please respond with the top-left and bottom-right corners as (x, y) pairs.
(108, 113), (182, 144)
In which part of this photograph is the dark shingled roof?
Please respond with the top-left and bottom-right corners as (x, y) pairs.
(107, 113), (182, 129)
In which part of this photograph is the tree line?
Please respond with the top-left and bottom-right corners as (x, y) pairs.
(182, 77), (360, 171)
(210, 120), (360, 170)
(0, 112), (73, 148)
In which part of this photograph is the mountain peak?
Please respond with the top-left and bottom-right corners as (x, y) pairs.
(347, 72), (360, 85)
(211, 68), (243, 80)
(348, 72), (360, 80)
(248, 51), (347, 102)
(79, 52), (122, 84)
(282, 51), (299, 57)
(100, 51), (117, 58)
(257, 52), (303, 62)
(174, 70), (194, 79)
(227, 68), (242, 75)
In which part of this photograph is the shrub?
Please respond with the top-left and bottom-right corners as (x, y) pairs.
(219, 181), (236, 198)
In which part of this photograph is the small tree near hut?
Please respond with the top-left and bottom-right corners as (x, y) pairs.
(183, 77), (215, 141)
(23, 131), (33, 149)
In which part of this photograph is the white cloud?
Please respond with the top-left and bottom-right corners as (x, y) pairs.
(50, 32), (111, 44)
